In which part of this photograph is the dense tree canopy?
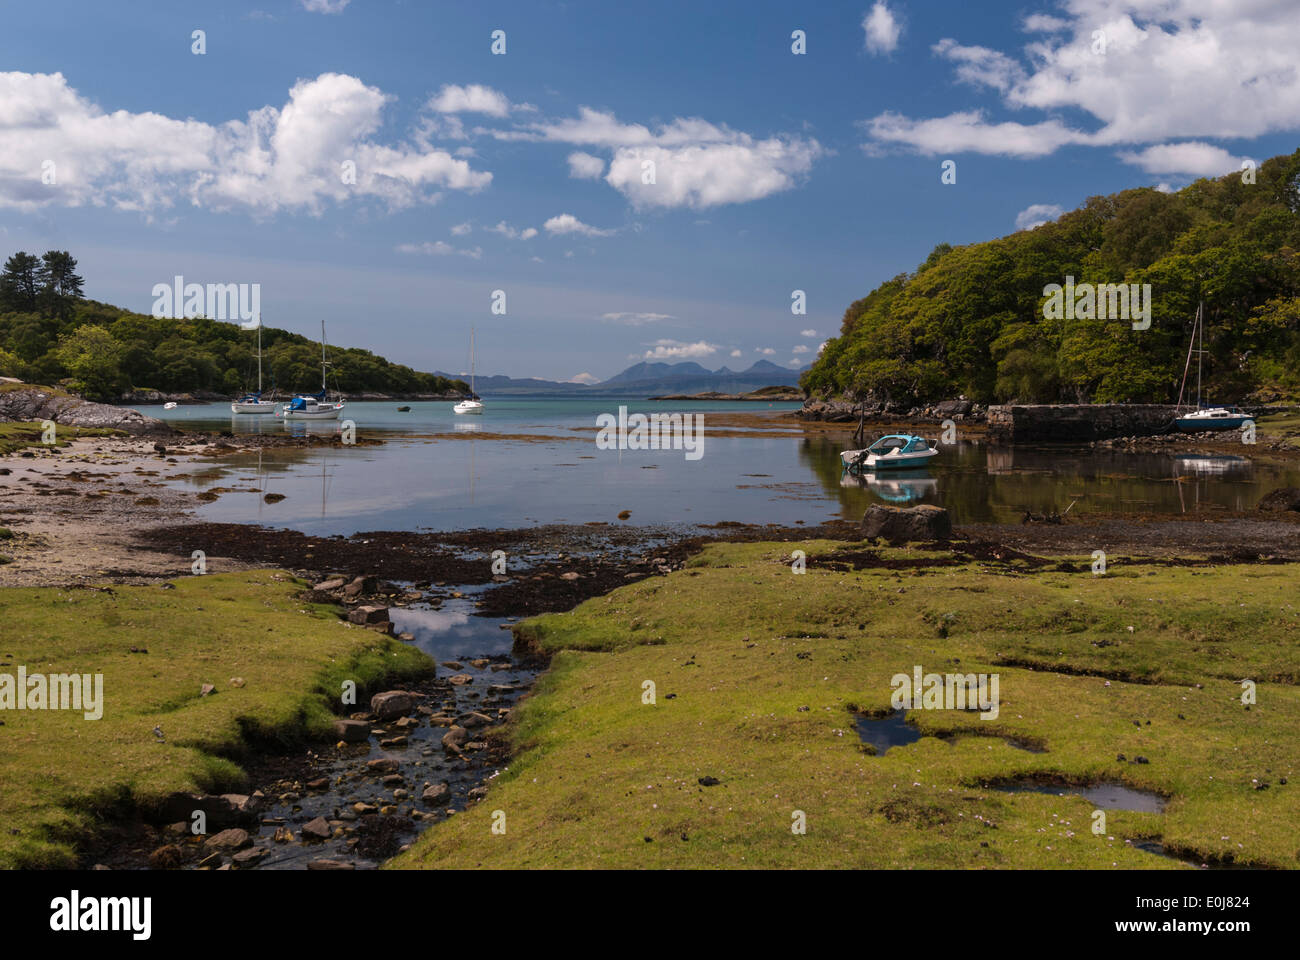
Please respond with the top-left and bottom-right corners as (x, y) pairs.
(802, 149), (1300, 406)
(0, 259), (468, 401)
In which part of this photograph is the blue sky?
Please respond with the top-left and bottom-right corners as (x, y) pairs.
(2, 0), (1297, 381)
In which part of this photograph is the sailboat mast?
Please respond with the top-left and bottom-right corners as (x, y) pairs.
(320, 318), (327, 392)
(1195, 301), (1203, 408)
(256, 319), (263, 393)
(470, 325), (475, 395)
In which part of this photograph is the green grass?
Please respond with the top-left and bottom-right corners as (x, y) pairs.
(0, 421), (123, 455)
(395, 541), (1300, 869)
(0, 571), (434, 868)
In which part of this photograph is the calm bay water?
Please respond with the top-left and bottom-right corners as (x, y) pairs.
(145, 398), (1300, 536)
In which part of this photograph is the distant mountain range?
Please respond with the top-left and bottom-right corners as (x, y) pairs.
(435, 359), (810, 396)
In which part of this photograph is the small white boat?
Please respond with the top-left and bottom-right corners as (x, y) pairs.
(841, 434), (939, 474)
(163, 401), (178, 410)
(279, 319), (345, 421)
(453, 325), (484, 415)
(1173, 302), (1249, 431)
(280, 395), (345, 420)
(232, 315), (276, 415)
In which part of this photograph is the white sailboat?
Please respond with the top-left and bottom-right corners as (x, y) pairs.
(1173, 301), (1250, 431)
(279, 319), (346, 421)
(453, 325), (484, 415)
(231, 315), (277, 415)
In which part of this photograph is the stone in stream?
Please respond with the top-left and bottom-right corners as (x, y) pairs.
(205, 828), (251, 851)
(447, 674), (474, 685)
(365, 757), (400, 775)
(456, 711), (493, 729)
(306, 859), (355, 870)
(421, 782), (451, 805)
(370, 691), (417, 720)
(441, 725), (469, 753)
(232, 847), (268, 867)
(315, 577), (347, 592)
(380, 736), (407, 748)
(862, 504), (952, 543)
(301, 817), (331, 840)
(348, 604), (390, 626)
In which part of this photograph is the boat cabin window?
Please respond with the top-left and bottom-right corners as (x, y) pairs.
(869, 437), (906, 452)
(905, 438), (929, 452)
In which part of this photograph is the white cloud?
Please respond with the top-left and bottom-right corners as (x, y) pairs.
(1118, 142), (1249, 177)
(543, 213), (615, 237)
(859, 2), (1300, 161)
(566, 151), (605, 178)
(862, 2), (902, 55)
(640, 339), (718, 361)
(565, 372), (600, 384)
(300, 0), (349, 13)
(729, 349), (742, 358)
(1022, 14), (1068, 33)
(487, 221), (538, 240)
(800, 328), (816, 337)
(395, 240), (482, 259)
(865, 110), (1086, 157)
(450, 221), (472, 235)
(792, 344), (810, 354)
(755, 347), (776, 356)
(0, 71), (491, 215)
(601, 312), (675, 326)
(1015, 203), (1064, 230)
(523, 107), (822, 210)
(428, 84), (515, 118)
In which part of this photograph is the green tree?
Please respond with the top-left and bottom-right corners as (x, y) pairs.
(0, 252), (42, 312)
(54, 325), (125, 400)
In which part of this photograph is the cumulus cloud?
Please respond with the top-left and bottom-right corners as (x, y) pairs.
(543, 213), (615, 237)
(0, 71), (491, 215)
(1015, 203), (1064, 230)
(450, 221), (472, 235)
(800, 328), (817, 337)
(755, 347), (776, 356)
(565, 372), (600, 384)
(640, 339), (718, 361)
(566, 151), (605, 178)
(601, 312), (674, 326)
(521, 107), (822, 210)
(862, 2), (902, 55)
(1118, 142), (1250, 177)
(859, 2), (1300, 163)
(792, 344), (810, 354)
(729, 349), (742, 358)
(395, 240), (482, 258)
(428, 84), (516, 118)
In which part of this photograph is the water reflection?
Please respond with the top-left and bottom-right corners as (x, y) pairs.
(840, 469), (938, 504)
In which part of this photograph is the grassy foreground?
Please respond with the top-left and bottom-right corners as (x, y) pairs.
(0, 421), (123, 455)
(0, 571), (433, 868)
(395, 541), (1300, 869)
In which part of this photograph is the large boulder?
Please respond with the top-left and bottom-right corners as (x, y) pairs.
(1257, 487), (1300, 512)
(862, 504), (952, 542)
(370, 690), (417, 720)
(0, 385), (168, 435)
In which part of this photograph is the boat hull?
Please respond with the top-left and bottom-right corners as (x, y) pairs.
(279, 401), (345, 421)
(842, 448), (939, 471)
(453, 401), (484, 415)
(1175, 411), (1251, 431)
(231, 401), (277, 415)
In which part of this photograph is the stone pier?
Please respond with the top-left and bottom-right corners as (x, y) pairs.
(986, 404), (1180, 444)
